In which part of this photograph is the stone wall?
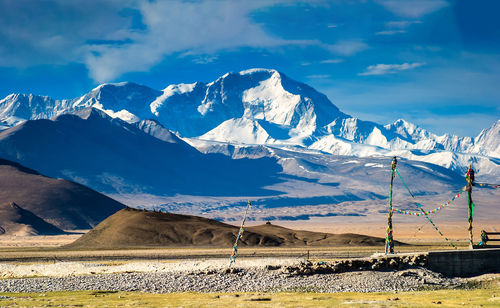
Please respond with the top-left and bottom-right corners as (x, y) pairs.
(427, 248), (500, 277)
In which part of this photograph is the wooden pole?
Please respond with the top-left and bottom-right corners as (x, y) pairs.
(385, 156), (397, 254)
(466, 165), (475, 249)
(229, 201), (251, 267)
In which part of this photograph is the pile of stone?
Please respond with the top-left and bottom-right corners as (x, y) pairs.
(274, 254), (429, 276)
(0, 254), (468, 293)
(0, 266), (461, 294)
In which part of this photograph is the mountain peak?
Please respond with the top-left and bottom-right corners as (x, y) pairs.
(70, 106), (111, 121)
(212, 68), (280, 85)
(161, 82), (197, 95)
(392, 118), (415, 128)
(0, 69), (498, 177)
(239, 68), (278, 75)
(474, 119), (500, 157)
(90, 81), (144, 92)
(384, 118), (429, 140)
(149, 67), (345, 141)
(2, 92), (52, 102)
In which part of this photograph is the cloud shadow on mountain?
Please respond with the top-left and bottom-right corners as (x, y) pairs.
(0, 109), (285, 197)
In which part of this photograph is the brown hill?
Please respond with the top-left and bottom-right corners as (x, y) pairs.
(0, 158), (125, 230)
(68, 208), (389, 248)
(0, 202), (65, 236)
(246, 224), (388, 246)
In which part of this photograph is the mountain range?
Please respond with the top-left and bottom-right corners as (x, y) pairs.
(0, 68), (497, 222)
(1, 69), (498, 178)
(0, 108), (281, 196)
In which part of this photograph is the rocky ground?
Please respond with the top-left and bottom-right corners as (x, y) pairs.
(0, 267), (462, 293)
(0, 256), (468, 293)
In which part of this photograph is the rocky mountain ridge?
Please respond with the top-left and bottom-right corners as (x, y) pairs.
(0, 68), (498, 177)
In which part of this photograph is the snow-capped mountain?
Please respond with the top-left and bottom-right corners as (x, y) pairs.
(0, 93), (72, 127)
(73, 82), (162, 122)
(151, 69), (347, 143)
(0, 68), (498, 178)
(475, 120), (500, 157)
(0, 108), (282, 196)
(0, 82), (161, 126)
(2, 107), (486, 223)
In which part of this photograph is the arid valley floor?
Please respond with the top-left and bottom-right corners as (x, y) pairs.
(1, 222), (500, 307)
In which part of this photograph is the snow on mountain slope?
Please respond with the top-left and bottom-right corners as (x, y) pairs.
(0, 106), (495, 223)
(0, 82), (161, 126)
(74, 82), (162, 122)
(474, 120), (500, 158)
(145, 139), (494, 223)
(200, 118), (277, 145)
(0, 94), (73, 127)
(150, 68), (347, 142)
(309, 130), (499, 180)
(0, 68), (498, 178)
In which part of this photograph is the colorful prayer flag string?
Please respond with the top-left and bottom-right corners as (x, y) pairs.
(476, 182), (500, 189)
(393, 186), (466, 216)
(395, 168), (457, 249)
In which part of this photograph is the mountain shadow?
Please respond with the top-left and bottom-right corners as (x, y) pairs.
(0, 108), (284, 197)
(0, 158), (125, 230)
(0, 202), (65, 235)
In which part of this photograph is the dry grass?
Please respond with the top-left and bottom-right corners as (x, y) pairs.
(0, 241), (469, 263)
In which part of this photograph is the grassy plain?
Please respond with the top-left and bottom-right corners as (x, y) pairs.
(0, 280), (499, 308)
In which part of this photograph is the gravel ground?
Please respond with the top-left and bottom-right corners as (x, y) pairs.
(0, 258), (298, 278)
(0, 258), (465, 293)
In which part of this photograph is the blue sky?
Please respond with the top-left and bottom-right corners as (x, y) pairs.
(1, 0), (499, 137)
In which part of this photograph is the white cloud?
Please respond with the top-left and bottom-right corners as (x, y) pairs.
(385, 20), (422, 28)
(307, 74), (330, 79)
(0, 0), (354, 83)
(377, 0), (449, 18)
(377, 20), (422, 35)
(321, 59), (344, 64)
(327, 40), (368, 56)
(376, 30), (406, 36)
(0, 0), (136, 67)
(319, 54), (500, 136)
(414, 45), (442, 52)
(359, 62), (425, 76)
(85, 1), (293, 82)
(190, 55), (218, 64)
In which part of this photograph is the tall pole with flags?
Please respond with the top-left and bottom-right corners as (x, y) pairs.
(466, 165), (475, 249)
(385, 156), (397, 254)
(229, 201), (252, 267)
